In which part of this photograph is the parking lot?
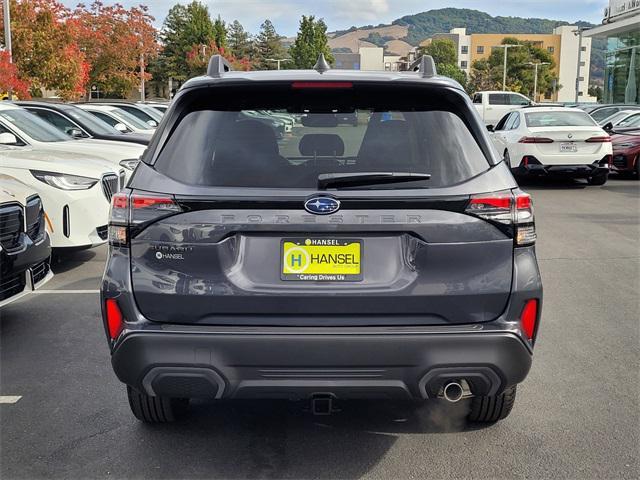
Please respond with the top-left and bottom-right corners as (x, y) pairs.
(1, 178), (638, 479)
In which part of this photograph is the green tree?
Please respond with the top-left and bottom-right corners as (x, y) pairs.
(227, 20), (252, 58)
(212, 15), (227, 49)
(418, 38), (457, 66)
(288, 15), (334, 69)
(469, 37), (557, 99)
(418, 38), (466, 88)
(156, 1), (215, 82)
(255, 19), (286, 70)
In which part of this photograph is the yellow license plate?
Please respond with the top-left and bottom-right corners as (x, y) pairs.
(281, 238), (362, 281)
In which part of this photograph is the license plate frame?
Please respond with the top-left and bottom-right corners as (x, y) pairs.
(560, 143), (578, 153)
(281, 237), (363, 282)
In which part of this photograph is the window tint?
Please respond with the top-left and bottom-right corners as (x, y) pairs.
(63, 107), (120, 135)
(617, 113), (640, 127)
(154, 110), (489, 189)
(116, 105), (155, 123)
(525, 111), (597, 127)
(494, 113), (511, 131)
(90, 111), (121, 128)
(504, 113), (517, 130)
(0, 109), (69, 142)
(509, 94), (530, 106)
(512, 113), (521, 129)
(30, 109), (88, 137)
(591, 107), (618, 122)
(489, 94), (509, 105)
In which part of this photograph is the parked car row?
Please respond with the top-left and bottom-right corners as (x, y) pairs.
(473, 92), (640, 185)
(0, 99), (169, 307)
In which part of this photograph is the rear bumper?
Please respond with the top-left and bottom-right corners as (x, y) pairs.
(111, 328), (532, 400)
(513, 157), (610, 178)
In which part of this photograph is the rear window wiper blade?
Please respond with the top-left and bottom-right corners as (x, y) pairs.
(318, 172), (431, 189)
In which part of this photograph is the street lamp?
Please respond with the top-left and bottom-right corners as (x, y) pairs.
(494, 44), (522, 91)
(526, 62), (550, 102)
(2, 0), (13, 100)
(265, 58), (291, 70)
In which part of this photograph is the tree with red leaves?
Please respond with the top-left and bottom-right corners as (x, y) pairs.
(68, 1), (159, 98)
(0, 0), (89, 99)
(186, 43), (252, 77)
(0, 51), (31, 99)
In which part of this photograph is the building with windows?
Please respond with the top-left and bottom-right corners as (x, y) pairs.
(422, 27), (593, 102)
(585, 0), (639, 104)
(334, 47), (413, 72)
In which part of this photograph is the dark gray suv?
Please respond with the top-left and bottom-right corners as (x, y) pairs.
(101, 55), (542, 424)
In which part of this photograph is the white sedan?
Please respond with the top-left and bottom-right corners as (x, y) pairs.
(0, 103), (145, 177)
(75, 104), (156, 135)
(490, 107), (612, 185)
(0, 145), (122, 249)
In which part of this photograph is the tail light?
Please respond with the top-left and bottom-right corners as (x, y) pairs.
(108, 191), (181, 247)
(585, 136), (612, 143)
(105, 298), (124, 340)
(519, 137), (554, 144)
(292, 82), (353, 89)
(520, 299), (539, 342)
(466, 190), (536, 246)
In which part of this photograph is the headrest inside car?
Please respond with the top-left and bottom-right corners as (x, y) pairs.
(299, 134), (345, 156)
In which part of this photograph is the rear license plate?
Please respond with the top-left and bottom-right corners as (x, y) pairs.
(560, 143), (577, 153)
(281, 238), (362, 281)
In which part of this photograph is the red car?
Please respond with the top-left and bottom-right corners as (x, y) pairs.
(611, 130), (640, 178)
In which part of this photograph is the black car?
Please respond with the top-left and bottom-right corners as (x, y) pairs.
(15, 101), (151, 146)
(101, 55), (543, 424)
(0, 176), (52, 307)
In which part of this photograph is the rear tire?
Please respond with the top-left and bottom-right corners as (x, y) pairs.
(587, 171), (609, 186)
(467, 385), (517, 423)
(127, 386), (189, 423)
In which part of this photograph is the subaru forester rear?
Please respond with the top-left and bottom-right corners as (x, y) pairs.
(101, 56), (542, 423)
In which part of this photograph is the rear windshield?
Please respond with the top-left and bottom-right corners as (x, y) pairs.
(153, 84), (490, 189)
(525, 111), (596, 128)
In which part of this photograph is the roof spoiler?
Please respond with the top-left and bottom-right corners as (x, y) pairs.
(207, 55), (232, 77)
(414, 55), (437, 78)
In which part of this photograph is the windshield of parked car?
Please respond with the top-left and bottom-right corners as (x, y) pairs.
(616, 114), (640, 128)
(154, 82), (493, 190)
(525, 111), (597, 128)
(63, 106), (121, 135)
(0, 108), (70, 142)
(110, 108), (153, 130)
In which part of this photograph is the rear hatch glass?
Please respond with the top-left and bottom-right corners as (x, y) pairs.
(131, 82), (514, 326)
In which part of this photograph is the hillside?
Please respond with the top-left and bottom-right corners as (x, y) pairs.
(329, 8), (604, 85)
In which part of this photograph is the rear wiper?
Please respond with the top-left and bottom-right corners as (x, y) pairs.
(318, 172), (431, 189)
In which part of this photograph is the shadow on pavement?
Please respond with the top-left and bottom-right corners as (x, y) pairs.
(122, 398), (487, 479)
(517, 177), (588, 190)
(51, 249), (97, 274)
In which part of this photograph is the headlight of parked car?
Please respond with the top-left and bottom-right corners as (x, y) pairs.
(31, 170), (99, 190)
(119, 159), (140, 171)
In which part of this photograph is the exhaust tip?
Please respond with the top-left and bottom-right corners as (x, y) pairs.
(443, 382), (464, 403)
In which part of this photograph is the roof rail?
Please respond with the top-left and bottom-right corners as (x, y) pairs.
(207, 55), (232, 77)
(313, 53), (331, 74)
(415, 55), (437, 78)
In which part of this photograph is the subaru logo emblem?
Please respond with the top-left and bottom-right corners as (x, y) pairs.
(304, 196), (340, 215)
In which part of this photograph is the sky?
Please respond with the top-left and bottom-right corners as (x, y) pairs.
(61, 0), (610, 36)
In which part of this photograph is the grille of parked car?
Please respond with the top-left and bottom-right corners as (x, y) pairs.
(0, 203), (24, 253)
(0, 271), (26, 301)
(31, 260), (50, 285)
(101, 174), (119, 201)
(26, 196), (45, 242)
(96, 225), (108, 240)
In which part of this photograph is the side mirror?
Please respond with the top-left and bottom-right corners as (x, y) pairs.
(114, 123), (128, 133)
(67, 128), (84, 138)
(147, 120), (158, 128)
(486, 124), (495, 132)
(603, 122), (613, 131)
(0, 132), (18, 145)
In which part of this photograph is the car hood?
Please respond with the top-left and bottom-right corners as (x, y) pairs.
(0, 173), (36, 204)
(0, 146), (118, 178)
(32, 139), (145, 164)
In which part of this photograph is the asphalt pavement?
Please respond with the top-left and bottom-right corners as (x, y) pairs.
(1, 177), (638, 479)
